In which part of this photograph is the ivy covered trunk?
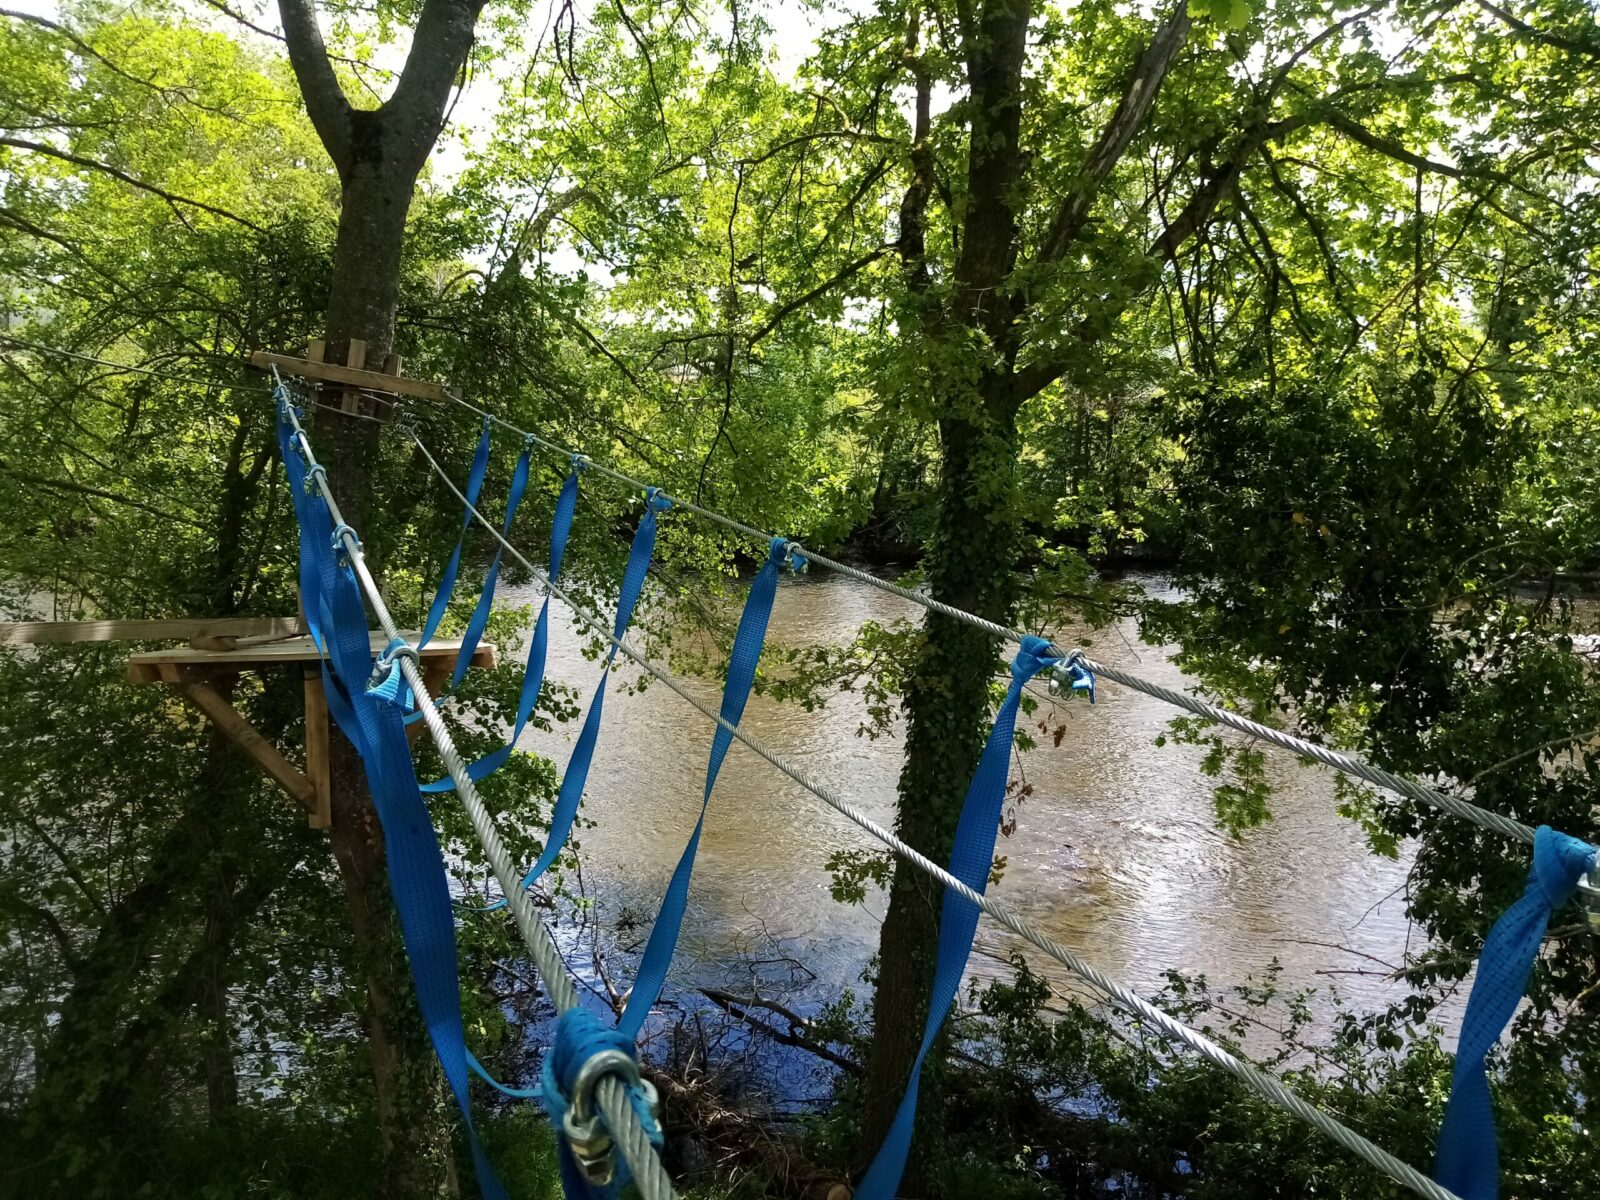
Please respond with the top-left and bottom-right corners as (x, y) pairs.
(860, 4), (1032, 1191)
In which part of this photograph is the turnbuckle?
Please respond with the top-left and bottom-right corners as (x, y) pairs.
(561, 1049), (660, 1186)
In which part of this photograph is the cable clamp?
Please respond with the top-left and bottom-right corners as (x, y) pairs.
(644, 486), (673, 513)
(330, 523), (361, 564)
(570, 453), (590, 473)
(1048, 649), (1096, 704)
(784, 541), (808, 573)
(303, 463), (329, 495)
(368, 638), (420, 690)
(1578, 858), (1600, 934)
(562, 1049), (660, 1187)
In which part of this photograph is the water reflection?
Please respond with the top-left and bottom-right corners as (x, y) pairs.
(499, 571), (1423, 1025)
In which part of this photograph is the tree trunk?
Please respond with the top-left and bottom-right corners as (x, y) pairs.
(860, 376), (1023, 1196)
(310, 160), (456, 1200)
(861, 2), (1032, 1192)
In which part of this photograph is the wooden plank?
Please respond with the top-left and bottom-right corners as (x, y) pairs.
(307, 339), (325, 364)
(303, 669), (332, 829)
(128, 632), (495, 678)
(4, 616), (302, 645)
(341, 339), (367, 414)
(179, 679), (316, 815)
(249, 351), (448, 402)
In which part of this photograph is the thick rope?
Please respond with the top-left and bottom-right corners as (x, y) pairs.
(277, 378), (677, 1200)
(409, 426), (1464, 1200)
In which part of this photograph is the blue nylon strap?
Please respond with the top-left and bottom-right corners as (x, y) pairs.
(855, 635), (1061, 1200)
(1433, 825), (1597, 1200)
(617, 537), (793, 1039)
(450, 441), (536, 692)
(420, 419), (494, 649)
(276, 405), (509, 1200)
(421, 464), (584, 795)
(481, 490), (673, 903)
(468, 1049), (544, 1100)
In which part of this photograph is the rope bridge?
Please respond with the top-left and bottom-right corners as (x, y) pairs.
(268, 361), (1600, 1200)
(18, 318), (1590, 1200)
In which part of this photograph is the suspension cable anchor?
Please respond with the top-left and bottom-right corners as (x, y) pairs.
(562, 1049), (659, 1186)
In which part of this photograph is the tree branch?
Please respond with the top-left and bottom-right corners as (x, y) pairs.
(1035, 2), (1192, 266)
(748, 247), (891, 346)
(0, 138), (264, 232)
(0, 460), (208, 529)
(275, 0), (354, 171)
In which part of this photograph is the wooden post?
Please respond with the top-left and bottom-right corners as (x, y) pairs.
(303, 668), (332, 829)
(341, 337), (367, 414)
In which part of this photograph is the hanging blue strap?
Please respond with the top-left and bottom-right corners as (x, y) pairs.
(618, 538), (794, 1038)
(276, 408), (508, 1200)
(1433, 825), (1596, 1200)
(449, 440), (536, 692)
(419, 419), (494, 649)
(855, 635), (1061, 1200)
(475, 490), (672, 908)
(421, 463), (584, 794)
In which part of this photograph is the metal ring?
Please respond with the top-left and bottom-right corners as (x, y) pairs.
(568, 1048), (643, 1126)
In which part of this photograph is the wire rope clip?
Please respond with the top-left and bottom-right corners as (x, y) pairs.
(1578, 859), (1600, 934)
(1048, 651), (1096, 704)
(368, 638), (420, 691)
(561, 1048), (660, 1187)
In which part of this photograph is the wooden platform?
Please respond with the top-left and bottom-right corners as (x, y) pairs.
(127, 631), (495, 684)
(129, 631), (495, 829)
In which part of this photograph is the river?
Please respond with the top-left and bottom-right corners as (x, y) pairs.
(497, 570), (1426, 1033)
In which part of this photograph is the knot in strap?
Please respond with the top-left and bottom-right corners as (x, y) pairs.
(1530, 825), (1597, 908)
(644, 486), (673, 513)
(1010, 635), (1060, 682)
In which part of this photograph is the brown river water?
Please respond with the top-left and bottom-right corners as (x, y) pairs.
(497, 571), (1428, 1026)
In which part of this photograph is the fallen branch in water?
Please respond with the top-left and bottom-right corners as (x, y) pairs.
(700, 986), (861, 1077)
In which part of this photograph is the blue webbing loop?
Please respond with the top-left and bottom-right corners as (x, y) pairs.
(855, 635), (1061, 1200)
(423, 463), (584, 793)
(448, 442), (536, 693)
(540, 1008), (663, 1199)
(616, 537), (791, 1038)
(1433, 825), (1597, 1200)
(467, 494), (668, 908)
(276, 408), (509, 1200)
(418, 419), (494, 651)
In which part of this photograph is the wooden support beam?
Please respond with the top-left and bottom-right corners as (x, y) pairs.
(249, 351), (448, 401)
(303, 669), (332, 829)
(179, 679), (316, 816)
(2, 617), (303, 645)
